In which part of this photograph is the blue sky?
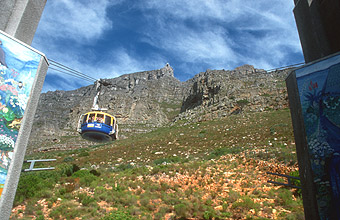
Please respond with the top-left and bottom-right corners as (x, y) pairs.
(32, 0), (304, 92)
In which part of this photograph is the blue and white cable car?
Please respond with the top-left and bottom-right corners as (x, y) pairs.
(77, 111), (118, 142)
(77, 79), (118, 142)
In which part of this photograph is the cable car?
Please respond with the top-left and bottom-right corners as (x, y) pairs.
(77, 111), (118, 142)
(77, 79), (118, 143)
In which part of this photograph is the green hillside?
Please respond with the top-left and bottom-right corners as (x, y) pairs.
(11, 109), (304, 219)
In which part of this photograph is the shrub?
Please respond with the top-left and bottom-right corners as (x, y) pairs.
(198, 130), (207, 137)
(220, 211), (232, 218)
(276, 188), (294, 207)
(207, 147), (241, 159)
(49, 200), (79, 219)
(153, 156), (180, 165)
(72, 169), (91, 177)
(102, 210), (137, 220)
(35, 170), (60, 182)
(155, 205), (171, 220)
(36, 188), (53, 199)
(203, 206), (216, 220)
(56, 163), (75, 177)
(24, 202), (37, 215)
(232, 196), (260, 211)
(289, 170), (302, 196)
(113, 182), (124, 192)
(115, 163), (134, 172)
(236, 99), (249, 106)
(58, 187), (67, 195)
(119, 193), (138, 207)
(90, 169), (101, 176)
(14, 171), (58, 204)
(78, 151), (90, 157)
(140, 195), (151, 207)
(78, 193), (95, 206)
(174, 203), (190, 219)
(72, 164), (80, 173)
(36, 215), (45, 220)
(63, 156), (74, 162)
(72, 170), (97, 186)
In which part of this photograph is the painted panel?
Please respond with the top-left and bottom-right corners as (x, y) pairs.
(296, 54), (340, 219)
(0, 33), (41, 196)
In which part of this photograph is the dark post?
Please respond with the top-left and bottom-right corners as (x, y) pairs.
(286, 71), (320, 220)
(293, 0), (340, 63)
(0, 0), (47, 45)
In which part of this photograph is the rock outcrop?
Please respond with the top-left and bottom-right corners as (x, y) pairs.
(175, 65), (290, 123)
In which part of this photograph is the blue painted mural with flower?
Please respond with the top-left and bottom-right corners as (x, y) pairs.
(297, 57), (340, 220)
(0, 33), (40, 196)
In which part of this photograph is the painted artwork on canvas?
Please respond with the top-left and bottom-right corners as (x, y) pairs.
(296, 54), (340, 219)
(0, 33), (41, 196)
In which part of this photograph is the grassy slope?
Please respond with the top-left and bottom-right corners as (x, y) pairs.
(12, 109), (304, 219)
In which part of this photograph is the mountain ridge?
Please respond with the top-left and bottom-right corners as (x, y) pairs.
(27, 64), (291, 153)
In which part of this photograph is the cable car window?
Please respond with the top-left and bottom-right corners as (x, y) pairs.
(88, 113), (95, 123)
(82, 114), (87, 124)
(97, 114), (104, 123)
(105, 116), (111, 126)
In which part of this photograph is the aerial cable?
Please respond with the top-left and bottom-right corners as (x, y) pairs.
(47, 58), (306, 84)
(48, 60), (97, 82)
(48, 66), (94, 83)
(48, 59), (97, 82)
(265, 62), (305, 72)
(48, 59), (97, 81)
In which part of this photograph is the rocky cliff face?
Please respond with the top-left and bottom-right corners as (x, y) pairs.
(27, 64), (291, 152)
(176, 65), (290, 123)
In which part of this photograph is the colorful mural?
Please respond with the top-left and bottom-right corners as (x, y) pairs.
(296, 54), (340, 220)
(0, 33), (41, 196)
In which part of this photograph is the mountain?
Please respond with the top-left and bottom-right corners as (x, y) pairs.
(27, 64), (291, 153)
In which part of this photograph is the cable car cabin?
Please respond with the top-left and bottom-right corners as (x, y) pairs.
(77, 112), (118, 143)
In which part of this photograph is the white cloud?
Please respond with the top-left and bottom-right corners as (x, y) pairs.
(138, 0), (302, 71)
(100, 49), (167, 77)
(34, 0), (303, 91)
(143, 23), (237, 64)
(141, 0), (241, 22)
(36, 0), (116, 42)
(33, 0), (120, 92)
